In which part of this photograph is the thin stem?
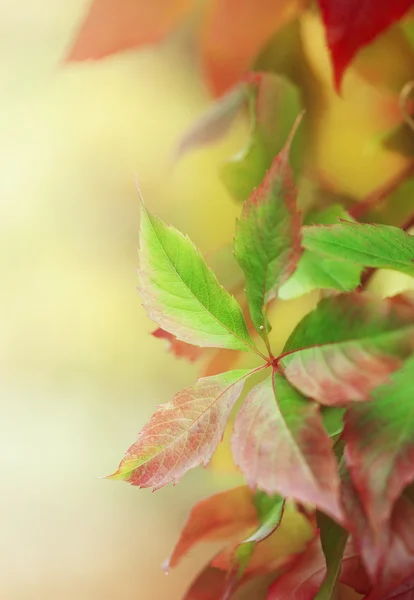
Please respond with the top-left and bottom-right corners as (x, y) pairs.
(349, 162), (414, 220)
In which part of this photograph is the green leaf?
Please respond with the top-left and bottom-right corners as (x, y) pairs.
(281, 293), (414, 404)
(279, 206), (363, 299)
(344, 356), (414, 537)
(233, 114), (303, 339)
(138, 203), (258, 353)
(303, 221), (414, 276)
(220, 73), (303, 202)
(315, 513), (348, 600)
(322, 407), (345, 439)
(108, 369), (251, 489)
(231, 373), (343, 522)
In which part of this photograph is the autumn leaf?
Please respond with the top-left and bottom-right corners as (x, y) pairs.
(317, 0), (414, 90)
(268, 530), (370, 600)
(182, 564), (232, 600)
(281, 293), (414, 405)
(233, 113), (303, 340)
(231, 373), (343, 522)
(200, 0), (307, 96)
(314, 513), (348, 599)
(108, 370), (251, 489)
(152, 328), (203, 362)
(67, 0), (193, 61)
(303, 222), (414, 276)
(279, 206), (363, 300)
(165, 486), (258, 570)
(138, 203), (259, 353)
(221, 73), (303, 203)
(343, 356), (414, 540)
(267, 534), (327, 599)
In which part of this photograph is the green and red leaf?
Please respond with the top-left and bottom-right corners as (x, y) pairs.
(67, 0), (192, 61)
(343, 356), (414, 539)
(231, 373), (343, 522)
(108, 370), (250, 489)
(152, 328), (203, 362)
(281, 293), (414, 405)
(165, 486), (258, 570)
(233, 114), (303, 339)
(317, 0), (414, 90)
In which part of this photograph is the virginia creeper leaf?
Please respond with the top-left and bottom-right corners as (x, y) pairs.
(279, 206), (363, 299)
(233, 114), (303, 338)
(380, 573), (414, 599)
(343, 356), (414, 539)
(108, 370), (250, 489)
(281, 293), (414, 405)
(174, 85), (247, 161)
(182, 564), (232, 600)
(201, 0), (307, 96)
(317, 0), (414, 90)
(165, 486), (258, 570)
(322, 407), (345, 440)
(267, 534), (328, 599)
(221, 73), (302, 202)
(231, 373), (343, 522)
(303, 222), (414, 276)
(138, 203), (258, 353)
(152, 328), (203, 362)
(268, 531), (369, 600)
(67, 0), (192, 61)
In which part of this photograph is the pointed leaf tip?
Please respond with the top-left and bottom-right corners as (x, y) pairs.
(110, 370), (251, 490)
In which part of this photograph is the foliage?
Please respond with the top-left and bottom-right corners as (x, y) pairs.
(69, 0), (414, 598)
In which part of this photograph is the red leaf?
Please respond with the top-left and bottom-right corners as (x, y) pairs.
(267, 534), (326, 599)
(231, 373), (343, 522)
(67, 0), (192, 62)
(342, 466), (414, 597)
(201, 0), (307, 96)
(108, 370), (250, 489)
(363, 490), (414, 599)
(267, 533), (369, 599)
(343, 357), (414, 541)
(381, 574), (414, 600)
(182, 565), (231, 600)
(165, 486), (258, 570)
(317, 0), (414, 91)
(152, 328), (203, 362)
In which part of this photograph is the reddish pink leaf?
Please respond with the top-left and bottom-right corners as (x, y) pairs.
(67, 0), (192, 62)
(343, 357), (414, 540)
(165, 486), (258, 570)
(381, 574), (414, 600)
(108, 370), (250, 489)
(268, 533), (369, 599)
(317, 0), (414, 91)
(152, 328), (203, 362)
(281, 293), (414, 405)
(231, 373), (343, 522)
(201, 0), (307, 96)
(267, 535), (326, 599)
(363, 490), (414, 599)
(182, 565), (231, 600)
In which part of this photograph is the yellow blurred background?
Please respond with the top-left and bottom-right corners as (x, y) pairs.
(1, 1), (413, 599)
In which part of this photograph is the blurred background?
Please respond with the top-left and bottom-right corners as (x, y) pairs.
(1, 1), (413, 599)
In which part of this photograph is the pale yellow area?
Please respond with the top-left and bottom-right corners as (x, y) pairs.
(1, 2), (411, 600)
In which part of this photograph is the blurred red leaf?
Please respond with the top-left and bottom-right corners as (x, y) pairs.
(152, 328), (203, 362)
(231, 373), (343, 522)
(317, 0), (414, 91)
(67, 0), (192, 61)
(165, 486), (258, 570)
(201, 0), (307, 96)
(343, 357), (414, 541)
(268, 532), (369, 599)
(107, 370), (249, 489)
(182, 565), (231, 600)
